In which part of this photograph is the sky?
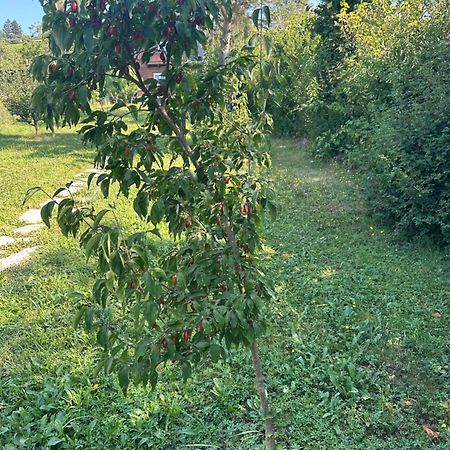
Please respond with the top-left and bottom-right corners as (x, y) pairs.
(0, 0), (44, 34)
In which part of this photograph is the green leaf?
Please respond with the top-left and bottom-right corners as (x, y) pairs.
(210, 343), (222, 363)
(47, 437), (65, 447)
(85, 306), (94, 331)
(97, 325), (108, 349)
(133, 190), (149, 218)
(263, 35), (272, 57)
(73, 306), (85, 329)
(99, 178), (110, 198)
(110, 250), (124, 276)
(40, 200), (56, 228)
(53, 19), (68, 52)
(150, 200), (164, 225)
(143, 301), (159, 326)
(118, 364), (129, 395)
(23, 186), (43, 206)
(251, 8), (261, 29)
(182, 361), (192, 382)
(262, 5), (271, 27)
(143, 272), (162, 299)
(136, 337), (150, 358)
(85, 232), (102, 260)
(93, 209), (110, 229)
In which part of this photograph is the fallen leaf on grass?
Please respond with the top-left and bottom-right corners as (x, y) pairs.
(431, 311), (442, 318)
(422, 424), (440, 439)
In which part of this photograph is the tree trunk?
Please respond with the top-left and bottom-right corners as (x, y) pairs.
(32, 114), (39, 135)
(218, 5), (232, 65)
(251, 340), (276, 450)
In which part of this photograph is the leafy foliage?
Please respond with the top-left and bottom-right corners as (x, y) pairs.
(270, 0), (449, 244)
(30, 0), (278, 404)
(268, 10), (318, 136)
(332, 0), (450, 243)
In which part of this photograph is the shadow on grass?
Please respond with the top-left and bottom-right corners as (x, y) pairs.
(0, 130), (93, 161)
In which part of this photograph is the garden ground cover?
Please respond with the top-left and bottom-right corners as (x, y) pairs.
(0, 124), (449, 449)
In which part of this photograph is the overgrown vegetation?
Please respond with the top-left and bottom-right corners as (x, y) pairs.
(270, 0), (450, 244)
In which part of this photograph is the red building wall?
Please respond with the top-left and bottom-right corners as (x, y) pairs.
(137, 52), (166, 81)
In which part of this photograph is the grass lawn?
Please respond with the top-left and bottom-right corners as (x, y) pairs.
(1, 124), (449, 449)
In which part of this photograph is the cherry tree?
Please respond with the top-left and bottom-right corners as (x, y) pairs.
(30, 0), (277, 447)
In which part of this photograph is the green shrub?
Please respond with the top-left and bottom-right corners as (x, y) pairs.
(0, 100), (14, 124)
(311, 0), (450, 244)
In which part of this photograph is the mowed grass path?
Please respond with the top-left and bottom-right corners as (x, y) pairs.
(0, 127), (449, 449)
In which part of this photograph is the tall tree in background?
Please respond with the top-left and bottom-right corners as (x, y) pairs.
(2, 19), (23, 42)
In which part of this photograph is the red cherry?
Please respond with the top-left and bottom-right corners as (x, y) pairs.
(162, 338), (168, 348)
(69, 90), (77, 101)
(147, 3), (158, 15)
(185, 220), (192, 229)
(178, 0), (185, 5)
(49, 63), (57, 73)
(171, 275), (177, 286)
(69, 17), (77, 27)
(182, 329), (190, 341)
(224, 176), (230, 184)
(159, 296), (165, 305)
(70, 1), (78, 13)
(175, 71), (183, 84)
(167, 25), (176, 36)
(242, 204), (250, 214)
(67, 66), (74, 77)
(130, 280), (135, 289)
(132, 31), (144, 43)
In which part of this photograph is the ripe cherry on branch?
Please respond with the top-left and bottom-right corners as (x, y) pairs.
(182, 329), (191, 341)
(70, 1), (78, 13)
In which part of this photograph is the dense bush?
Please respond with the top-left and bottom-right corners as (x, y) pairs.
(271, 0), (449, 243)
(336, 0), (450, 243)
